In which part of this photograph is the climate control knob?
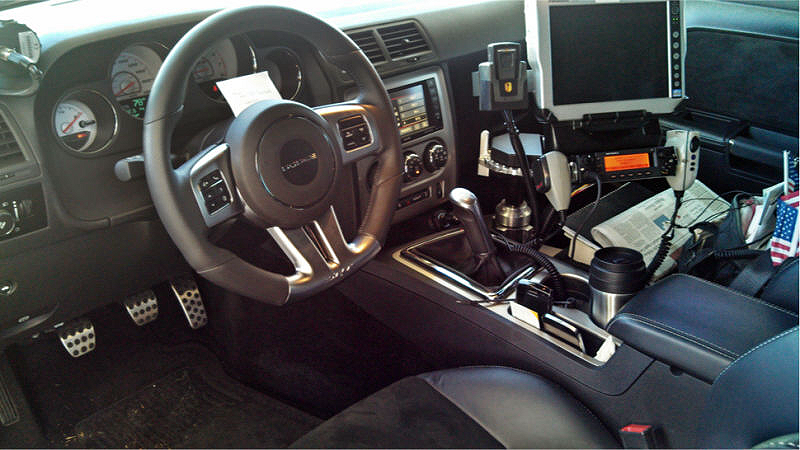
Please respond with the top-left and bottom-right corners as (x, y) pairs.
(0, 209), (16, 236)
(423, 143), (448, 172)
(403, 153), (424, 182)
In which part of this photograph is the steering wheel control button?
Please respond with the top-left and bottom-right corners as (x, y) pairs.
(58, 318), (96, 358)
(198, 170), (231, 215)
(124, 290), (159, 326)
(338, 115), (371, 151)
(169, 276), (207, 329)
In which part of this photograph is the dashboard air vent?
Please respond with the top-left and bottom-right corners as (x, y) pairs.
(377, 22), (430, 60)
(0, 115), (23, 169)
(347, 30), (386, 65)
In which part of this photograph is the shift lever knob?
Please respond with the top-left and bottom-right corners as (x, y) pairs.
(449, 188), (496, 257)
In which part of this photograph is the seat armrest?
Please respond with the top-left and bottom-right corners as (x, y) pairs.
(607, 274), (798, 383)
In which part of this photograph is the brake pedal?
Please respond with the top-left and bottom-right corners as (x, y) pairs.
(58, 319), (96, 358)
(169, 276), (208, 329)
(124, 289), (159, 326)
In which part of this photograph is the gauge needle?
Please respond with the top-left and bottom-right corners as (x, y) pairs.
(115, 80), (136, 96)
(62, 112), (82, 133)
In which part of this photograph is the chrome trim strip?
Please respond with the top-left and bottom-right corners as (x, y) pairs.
(392, 229), (618, 366)
(267, 226), (313, 285)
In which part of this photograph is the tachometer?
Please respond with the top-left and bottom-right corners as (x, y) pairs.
(110, 44), (163, 119)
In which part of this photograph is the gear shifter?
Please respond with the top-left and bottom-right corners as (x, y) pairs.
(449, 188), (506, 283)
(449, 188), (495, 258)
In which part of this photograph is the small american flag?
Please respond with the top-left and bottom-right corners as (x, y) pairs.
(787, 156), (798, 193)
(770, 190), (799, 265)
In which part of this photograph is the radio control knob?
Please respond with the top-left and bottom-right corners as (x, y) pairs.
(403, 153), (424, 181)
(423, 143), (448, 172)
(0, 209), (16, 236)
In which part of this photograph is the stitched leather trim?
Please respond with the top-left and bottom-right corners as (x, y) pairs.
(672, 274), (798, 318)
(610, 313), (739, 358)
(713, 326), (799, 385)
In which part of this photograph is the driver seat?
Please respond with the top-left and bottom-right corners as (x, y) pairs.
(291, 327), (798, 448)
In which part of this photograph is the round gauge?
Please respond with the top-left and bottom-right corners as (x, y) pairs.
(52, 90), (118, 155)
(192, 39), (238, 99)
(110, 44), (164, 119)
(262, 48), (302, 100)
(192, 37), (257, 101)
(54, 100), (97, 152)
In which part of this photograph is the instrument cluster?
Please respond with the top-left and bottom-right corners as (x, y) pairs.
(50, 35), (305, 155)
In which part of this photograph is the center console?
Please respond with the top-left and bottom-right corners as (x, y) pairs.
(355, 68), (456, 224)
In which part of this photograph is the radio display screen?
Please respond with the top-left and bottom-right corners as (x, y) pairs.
(391, 85), (431, 138)
(603, 153), (651, 172)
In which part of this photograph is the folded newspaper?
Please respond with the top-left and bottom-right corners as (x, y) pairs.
(566, 181), (728, 279)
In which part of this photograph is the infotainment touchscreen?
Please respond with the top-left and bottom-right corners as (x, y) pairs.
(392, 85), (428, 138)
(388, 78), (443, 142)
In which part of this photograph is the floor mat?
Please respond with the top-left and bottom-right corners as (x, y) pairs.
(226, 288), (437, 417)
(8, 304), (321, 448)
(71, 364), (320, 448)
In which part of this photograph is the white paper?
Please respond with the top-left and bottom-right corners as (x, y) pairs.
(589, 181), (726, 280)
(216, 71), (282, 117)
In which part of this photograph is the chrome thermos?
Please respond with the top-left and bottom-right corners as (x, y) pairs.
(589, 247), (648, 328)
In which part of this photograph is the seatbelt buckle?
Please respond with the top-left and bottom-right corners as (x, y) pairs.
(620, 424), (657, 449)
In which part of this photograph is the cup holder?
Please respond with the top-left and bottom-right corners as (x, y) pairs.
(537, 272), (610, 358)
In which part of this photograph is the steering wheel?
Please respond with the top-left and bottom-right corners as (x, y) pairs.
(143, 6), (402, 304)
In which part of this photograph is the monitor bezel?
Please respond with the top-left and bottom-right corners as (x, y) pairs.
(526, 0), (685, 122)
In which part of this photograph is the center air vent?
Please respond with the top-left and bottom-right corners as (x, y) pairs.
(0, 114), (24, 170)
(377, 22), (430, 60)
(347, 30), (386, 65)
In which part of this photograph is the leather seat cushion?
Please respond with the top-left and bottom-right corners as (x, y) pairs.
(290, 366), (618, 449)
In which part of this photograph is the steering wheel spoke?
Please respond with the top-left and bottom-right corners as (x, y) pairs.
(268, 206), (380, 297)
(184, 143), (243, 227)
(145, 6), (402, 303)
(314, 102), (382, 165)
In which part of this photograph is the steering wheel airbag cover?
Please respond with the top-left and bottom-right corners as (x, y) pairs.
(227, 100), (340, 228)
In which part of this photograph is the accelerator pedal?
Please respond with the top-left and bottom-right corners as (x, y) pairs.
(169, 276), (207, 329)
(124, 289), (159, 326)
(58, 319), (96, 358)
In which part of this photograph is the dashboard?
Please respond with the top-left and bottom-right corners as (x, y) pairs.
(0, 0), (525, 340)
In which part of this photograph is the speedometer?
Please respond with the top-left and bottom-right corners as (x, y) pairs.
(192, 39), (237, 84)
(192, 38), (255, 100)
(110, 44), (163, 119)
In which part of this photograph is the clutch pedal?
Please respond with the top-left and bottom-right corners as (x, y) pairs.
(169, 276), (208, 329)
(58, 319), (96, 358)
(123, 289), (158, 326)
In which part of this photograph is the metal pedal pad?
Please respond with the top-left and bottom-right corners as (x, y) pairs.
(58, 319), (96, 358)
(124, 289), (159, 326)
(0, 372), (20, 426)
(169, 276), (208, 329)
